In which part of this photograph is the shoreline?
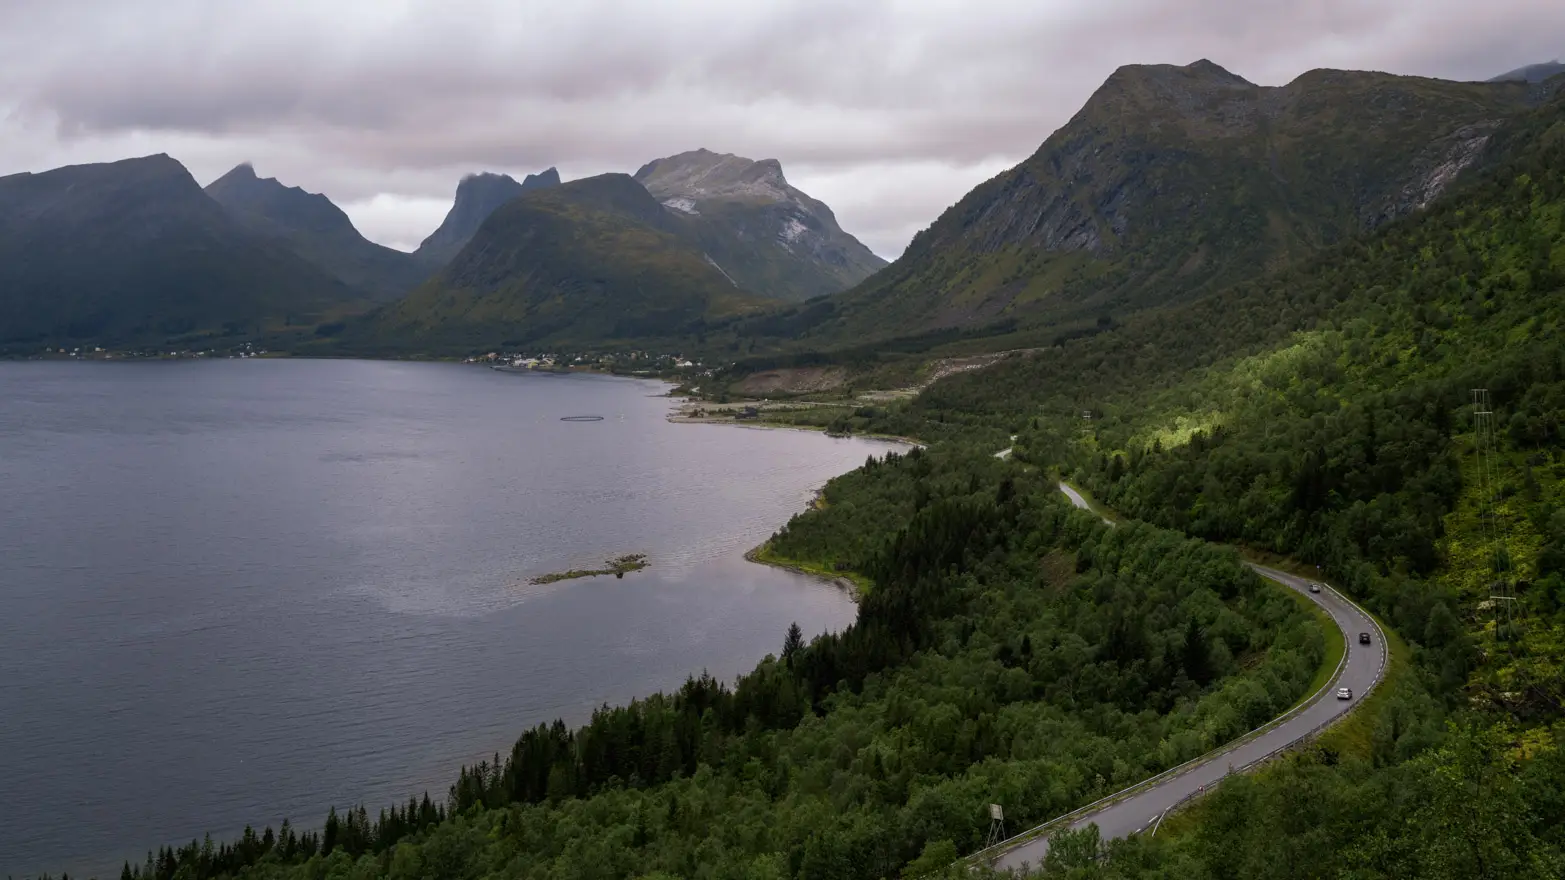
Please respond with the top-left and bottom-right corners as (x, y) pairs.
(666, 407), (924, 449)
(743, 542), (864, 602)
(661, 392), (919, 600)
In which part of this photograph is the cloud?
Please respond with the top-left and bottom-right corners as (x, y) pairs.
(1, 0), (1561, 259)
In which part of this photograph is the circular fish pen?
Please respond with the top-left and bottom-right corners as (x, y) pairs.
(559, 415), (605, 422)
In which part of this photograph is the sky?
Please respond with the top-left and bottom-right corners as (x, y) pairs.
(1, 1), (1561, 260)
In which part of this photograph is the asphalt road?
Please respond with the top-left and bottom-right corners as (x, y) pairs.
(986, 487), (1388, 872)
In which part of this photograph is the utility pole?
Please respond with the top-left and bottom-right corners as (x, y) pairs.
(1472, 389), (1517, 641)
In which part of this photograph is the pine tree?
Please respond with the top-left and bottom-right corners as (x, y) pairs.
(1182, 617), (1211, 685)
(322, 806), (339, 855)
(782, 621), (804, 667)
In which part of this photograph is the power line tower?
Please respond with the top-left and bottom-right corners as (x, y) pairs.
(1472, 389), (1517, 641)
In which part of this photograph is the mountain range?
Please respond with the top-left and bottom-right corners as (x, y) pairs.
(361, 173), (772, 351)
(7, 58), (1563, 357)
(2, 147), (884, 352)
(0, 155), (353, 348)
(349, 149), (890, 352)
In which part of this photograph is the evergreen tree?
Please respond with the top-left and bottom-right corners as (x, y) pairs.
(782, 622), (804, 667)
(1183, 617), (1211, 685)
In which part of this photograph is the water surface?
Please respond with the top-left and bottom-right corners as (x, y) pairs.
(0, 360), (895, 877)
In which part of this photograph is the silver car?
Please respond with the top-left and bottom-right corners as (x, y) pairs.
(1336, 687), (1353, 700)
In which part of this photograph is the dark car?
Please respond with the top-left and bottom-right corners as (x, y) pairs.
(1359, 632), (1371, 645)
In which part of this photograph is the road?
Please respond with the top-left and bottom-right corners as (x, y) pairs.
(983, 485), (1389, 872)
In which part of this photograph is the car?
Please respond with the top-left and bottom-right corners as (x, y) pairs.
(1308, 582), (1322, 594)
(1359, 632), (1371, 645)
(1337, 687), (1353, 700)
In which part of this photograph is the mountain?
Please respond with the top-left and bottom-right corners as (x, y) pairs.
(0, 154), (353, 349)
(205, 163), (429, 301)
(414, 168), (561, 265)
(633, 149), (886, 300)
(1489, 60), (1565, 83)
(360, 173), (768, 352)
(754, 61), (1543, 351)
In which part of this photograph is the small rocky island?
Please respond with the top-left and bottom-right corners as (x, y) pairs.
(529, 554), (648, 585)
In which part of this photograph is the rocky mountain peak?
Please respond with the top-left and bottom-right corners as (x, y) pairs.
(526, 167), (562, 188)
(453, 171), (520, 201)
(204, 163), (353, 236)
(1085, 59), (1259, 129)
(633, 150), (791, 205)
(627, 147), (886, 300)
(416, 167), (561, 265)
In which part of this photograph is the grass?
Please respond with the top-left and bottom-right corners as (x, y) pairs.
(746, 541), (873, 597)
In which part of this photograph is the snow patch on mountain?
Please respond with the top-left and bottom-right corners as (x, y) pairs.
(703, 254), (738, 286)
(778, 217), (809, 246)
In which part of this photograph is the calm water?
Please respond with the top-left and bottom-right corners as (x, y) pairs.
(0, 360), (896, 877)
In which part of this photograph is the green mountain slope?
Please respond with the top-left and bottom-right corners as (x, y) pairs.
(634, 149), (887, 301)
(0, 155), (355, 350)
(761, 61), (1547, 351)
(359, 174), (770, 352)
(205, 164), (431, 301)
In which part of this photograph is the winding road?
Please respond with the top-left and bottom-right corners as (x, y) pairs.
(979, 484), (1389, 871)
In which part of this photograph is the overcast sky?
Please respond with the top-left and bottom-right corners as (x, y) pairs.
(1, 1), (1560, 258)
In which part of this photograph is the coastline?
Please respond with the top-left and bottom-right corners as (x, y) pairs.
(743, 542), (865, 601)
(660, 391), (918, 600)
(665, 402), (924, 449)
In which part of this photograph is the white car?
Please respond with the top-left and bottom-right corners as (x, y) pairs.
(1336, 687), (1353, 700)
(1308, 582), (1322, 594)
